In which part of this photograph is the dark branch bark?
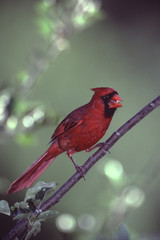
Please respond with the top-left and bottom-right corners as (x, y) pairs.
(3, 95), (160, 240)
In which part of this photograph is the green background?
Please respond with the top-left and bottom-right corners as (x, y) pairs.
(0, 0), (160, 239)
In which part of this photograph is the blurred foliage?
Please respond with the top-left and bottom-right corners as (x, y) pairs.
(0, 0), (160, 240)
(0, 182), (58, 239)
(0, 200), (10, 216)
(0, 0), (102, 146)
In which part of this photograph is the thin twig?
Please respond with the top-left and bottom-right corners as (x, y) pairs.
(3, 95), (160, 240)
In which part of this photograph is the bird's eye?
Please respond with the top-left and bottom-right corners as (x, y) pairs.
(101, 95), (109, 101)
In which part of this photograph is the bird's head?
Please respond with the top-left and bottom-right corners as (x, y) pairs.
(91, 87), (122, 109)
(91, 87), (122, 118)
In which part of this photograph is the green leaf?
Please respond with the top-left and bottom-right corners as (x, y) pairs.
(13, 212), (30, 221)
(24, 181), (57, 204)
(11, 201), (30, 221)
(25, 221), (41, 240)
(0, 200), (11, 216)
(12, 201), (29, 211)
(38, 210), (60, 221)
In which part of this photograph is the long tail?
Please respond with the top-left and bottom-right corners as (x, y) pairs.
(7, 140), (64, 194)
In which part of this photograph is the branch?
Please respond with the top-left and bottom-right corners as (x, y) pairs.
(3, 95), (160, 240)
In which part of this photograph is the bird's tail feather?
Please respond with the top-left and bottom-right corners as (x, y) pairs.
(8, 140), (63, 194)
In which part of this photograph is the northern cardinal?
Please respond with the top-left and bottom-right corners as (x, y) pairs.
(8, 87), (122, 194)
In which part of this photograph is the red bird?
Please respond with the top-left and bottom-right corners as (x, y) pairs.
(8, 87), (122, 194)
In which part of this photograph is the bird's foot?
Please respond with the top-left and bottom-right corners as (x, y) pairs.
(85, 142), (111, 154)
(67, 151), (86, 180)
(85, 142), (103, 152)
(75, 164), (86, 180)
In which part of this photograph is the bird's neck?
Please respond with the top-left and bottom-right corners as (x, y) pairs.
(104, 105), (116, 118)
(89, 98), (116, 119)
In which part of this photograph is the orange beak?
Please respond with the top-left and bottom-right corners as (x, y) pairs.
(109, 94), (123, 108)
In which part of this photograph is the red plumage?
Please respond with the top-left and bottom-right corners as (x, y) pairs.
(8, 87), (122, 193)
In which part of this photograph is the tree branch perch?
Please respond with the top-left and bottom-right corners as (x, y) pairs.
(3, 94), (160, 240)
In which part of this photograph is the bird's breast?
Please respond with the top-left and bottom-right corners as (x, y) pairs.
(58, 113), (111, 152)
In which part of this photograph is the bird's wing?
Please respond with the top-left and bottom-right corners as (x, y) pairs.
(49, 111), (83, 143)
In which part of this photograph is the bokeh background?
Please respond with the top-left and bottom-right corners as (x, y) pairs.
(0, 0), (160, 239)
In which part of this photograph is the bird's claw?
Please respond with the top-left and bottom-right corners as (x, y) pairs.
(97, 143), (111, 154)
(75, 164), (86, 180)
(85, 142), (111, 154)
